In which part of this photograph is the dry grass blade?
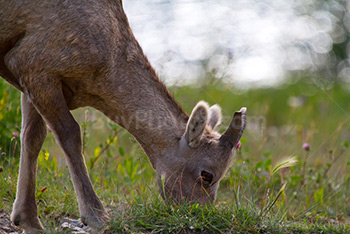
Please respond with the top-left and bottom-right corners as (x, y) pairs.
(272, 156), (298, 175)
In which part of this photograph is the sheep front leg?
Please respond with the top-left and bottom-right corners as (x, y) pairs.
(11, 94), (47, 233)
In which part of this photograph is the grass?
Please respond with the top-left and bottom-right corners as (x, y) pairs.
(0, 76), (350, 233)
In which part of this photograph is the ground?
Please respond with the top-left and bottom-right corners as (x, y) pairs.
(0, 211), (20, 234)
(0, 211), (91, 234)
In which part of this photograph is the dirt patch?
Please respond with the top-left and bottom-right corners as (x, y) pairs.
(0, 211), (21, 234)
(0, 211), (91, 234)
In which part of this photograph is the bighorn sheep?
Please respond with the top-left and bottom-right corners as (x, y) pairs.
(0, 0), (246, 233)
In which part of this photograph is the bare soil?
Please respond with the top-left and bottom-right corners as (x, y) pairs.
(0, 211), (21, 234)
(0, 211), (91, 234)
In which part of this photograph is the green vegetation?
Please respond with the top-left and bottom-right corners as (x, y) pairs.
(0, 77), (349, 233)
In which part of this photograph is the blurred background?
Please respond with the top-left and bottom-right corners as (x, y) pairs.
(124, 0), (350, 88)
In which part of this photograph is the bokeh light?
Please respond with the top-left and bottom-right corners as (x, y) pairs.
(124, 0), (350, 87)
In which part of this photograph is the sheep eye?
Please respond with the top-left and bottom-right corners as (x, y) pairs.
(201, 170), (213, 184)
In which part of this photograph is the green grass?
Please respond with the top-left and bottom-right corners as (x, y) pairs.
(0, 77), (350, 233)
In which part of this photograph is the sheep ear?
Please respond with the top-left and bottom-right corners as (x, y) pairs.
(219, 107), (247, 149)
(185, 101), (209, 148)
(208, 105), (222, 130)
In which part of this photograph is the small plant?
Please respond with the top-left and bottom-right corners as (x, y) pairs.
(260, 156), (298, 215)
(0, 83), (21, 157)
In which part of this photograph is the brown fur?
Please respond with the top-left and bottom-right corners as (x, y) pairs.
(0, 1), (246, 233)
